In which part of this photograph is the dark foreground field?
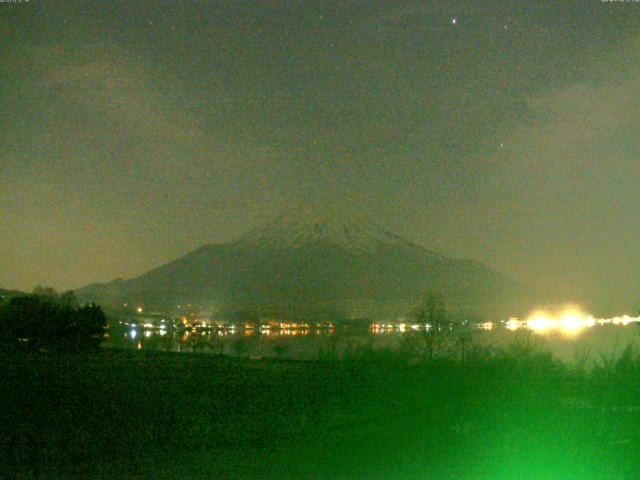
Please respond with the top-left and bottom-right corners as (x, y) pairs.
(1, 343), (640, 479)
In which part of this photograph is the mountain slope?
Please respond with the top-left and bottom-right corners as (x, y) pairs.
(76, 212), (526, 319)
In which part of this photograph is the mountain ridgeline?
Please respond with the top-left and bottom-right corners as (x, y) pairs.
(76, 213), (527, 320)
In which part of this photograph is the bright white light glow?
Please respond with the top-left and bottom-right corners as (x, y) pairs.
(526, 310), (557, 334)
(519, 306), (639, 336)
(505, 318), (521, 331)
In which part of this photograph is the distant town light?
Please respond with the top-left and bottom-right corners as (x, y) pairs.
(526, 311), (556, 334)
(505, 318), (521, 331)
(523, 306), (610, 336)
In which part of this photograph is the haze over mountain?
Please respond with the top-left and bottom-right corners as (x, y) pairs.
(76, 209), (531, 320)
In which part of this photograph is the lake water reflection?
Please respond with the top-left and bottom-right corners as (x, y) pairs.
(104, 319), (640, 364)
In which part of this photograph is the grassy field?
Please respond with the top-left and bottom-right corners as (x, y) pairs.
(1, 343), (640, 479)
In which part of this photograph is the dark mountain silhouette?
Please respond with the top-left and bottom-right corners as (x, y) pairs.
(76, 211), (529, 319)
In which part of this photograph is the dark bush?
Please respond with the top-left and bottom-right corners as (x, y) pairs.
(0, 294), (106, 351)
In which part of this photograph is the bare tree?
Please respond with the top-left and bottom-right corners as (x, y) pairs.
(415, 290), (447, 331)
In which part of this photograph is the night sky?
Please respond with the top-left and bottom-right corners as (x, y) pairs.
(2, 1), (639, 311)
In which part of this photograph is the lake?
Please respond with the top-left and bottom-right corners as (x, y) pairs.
(104, 317), (640, 364)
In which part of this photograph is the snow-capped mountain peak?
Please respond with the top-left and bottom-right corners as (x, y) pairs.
(232, 208), (416, 253)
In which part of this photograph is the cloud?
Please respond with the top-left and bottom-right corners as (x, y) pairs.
(490, 74), (640, 200)
(24, 44), (204, 142)
(456, 54), (640, 305)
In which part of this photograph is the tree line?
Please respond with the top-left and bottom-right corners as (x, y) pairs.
(0, 286), (106, 351)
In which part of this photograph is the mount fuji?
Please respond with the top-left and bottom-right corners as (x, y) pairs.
(76, 210), (526, 319)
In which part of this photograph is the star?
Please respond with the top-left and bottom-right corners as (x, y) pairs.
(451, 18), (457, 26)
